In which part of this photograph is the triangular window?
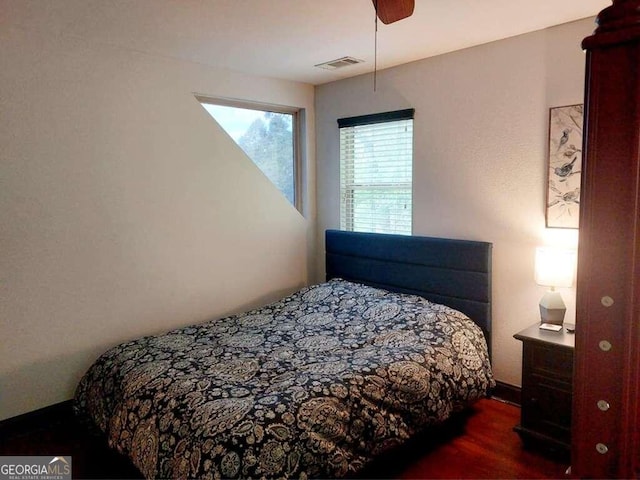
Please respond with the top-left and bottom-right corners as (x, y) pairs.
(198, 98), (300, 210)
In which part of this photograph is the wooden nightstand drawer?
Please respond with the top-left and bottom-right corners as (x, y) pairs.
(514, 323), (575, 456)
(521, 378), (572, 444)
(526, 343), (573, 383)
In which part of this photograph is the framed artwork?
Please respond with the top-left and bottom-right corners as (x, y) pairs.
(546, 104), (583, 229)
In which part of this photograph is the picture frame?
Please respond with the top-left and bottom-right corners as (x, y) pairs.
(546, 104), (583, 229)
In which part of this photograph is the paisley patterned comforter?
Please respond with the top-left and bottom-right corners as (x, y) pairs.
(74, 279), (494, 479)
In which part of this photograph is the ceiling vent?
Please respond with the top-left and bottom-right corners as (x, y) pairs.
(315, 56), (364, 70)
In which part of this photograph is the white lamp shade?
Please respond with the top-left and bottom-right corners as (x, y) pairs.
(535, 247), (577, 288)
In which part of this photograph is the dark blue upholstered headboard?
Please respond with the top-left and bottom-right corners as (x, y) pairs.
(325, 229), (492, 353)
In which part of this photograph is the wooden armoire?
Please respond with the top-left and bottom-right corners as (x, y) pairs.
(572, 0), (640, 478)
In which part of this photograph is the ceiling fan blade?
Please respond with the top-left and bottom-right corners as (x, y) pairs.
(372, 0), (415, 25)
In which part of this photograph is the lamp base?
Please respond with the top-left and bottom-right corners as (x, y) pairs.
(539, 290), (566, 326)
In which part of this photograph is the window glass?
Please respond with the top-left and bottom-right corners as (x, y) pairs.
(339, 111), (413, 235)
(200, 101), (298, 208)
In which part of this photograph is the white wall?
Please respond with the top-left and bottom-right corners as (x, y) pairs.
(0, 25), (315, 420)
(316, 19), (592, 386)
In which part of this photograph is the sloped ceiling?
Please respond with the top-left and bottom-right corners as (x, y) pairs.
(4, 0), (610, 85)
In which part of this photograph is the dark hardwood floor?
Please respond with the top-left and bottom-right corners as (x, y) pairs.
(0, 403), (142, 479)
(0, 398), (569, 479)
(397, 399), (570, 479)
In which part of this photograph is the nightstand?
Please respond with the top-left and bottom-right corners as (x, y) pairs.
(513, 323), (575, 456)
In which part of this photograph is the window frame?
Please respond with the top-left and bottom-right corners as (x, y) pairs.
(195, 95), (304, 213)
(338, 108), (415, 235)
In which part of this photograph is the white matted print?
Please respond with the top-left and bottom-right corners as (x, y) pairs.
(546, 104), (583, 229)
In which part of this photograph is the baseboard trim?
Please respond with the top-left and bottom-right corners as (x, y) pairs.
(491, 381), (521, 406)
(0, 400), (74, 436)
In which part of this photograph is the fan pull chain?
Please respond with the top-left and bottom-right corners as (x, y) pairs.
(374, 1), (378, 92)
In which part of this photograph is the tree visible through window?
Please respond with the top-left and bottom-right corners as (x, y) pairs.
(198, 98), (299, 209)
(338, 109), (414, 235)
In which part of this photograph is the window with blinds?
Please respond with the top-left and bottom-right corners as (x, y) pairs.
(338, 109), (414, 235)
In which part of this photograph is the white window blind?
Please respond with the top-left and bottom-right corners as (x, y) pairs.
(339, 109), (414, 235)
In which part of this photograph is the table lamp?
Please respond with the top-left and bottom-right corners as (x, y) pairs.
(535, 246), (577, 326)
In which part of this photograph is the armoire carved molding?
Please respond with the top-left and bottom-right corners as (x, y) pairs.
(572, 0), (640, 477)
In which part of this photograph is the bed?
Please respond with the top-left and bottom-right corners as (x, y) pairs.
(74, 230), (493, 479)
